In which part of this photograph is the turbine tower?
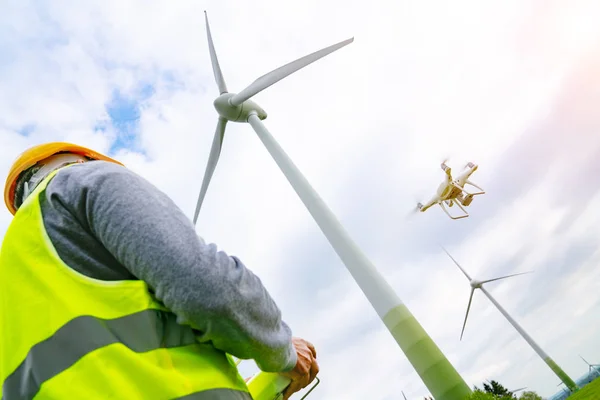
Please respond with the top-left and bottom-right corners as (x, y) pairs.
(193, 11), (472, 400)
(441, 247), (579, 393)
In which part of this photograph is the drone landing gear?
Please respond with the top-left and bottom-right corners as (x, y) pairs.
(439, 200), (469, 220)
(461, 180), (485, 196)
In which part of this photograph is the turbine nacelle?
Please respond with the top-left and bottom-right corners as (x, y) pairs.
(469, 279), (483, 289)
(214, 93), (267, 122)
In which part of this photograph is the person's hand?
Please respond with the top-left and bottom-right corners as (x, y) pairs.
(280, 337), (319, 400)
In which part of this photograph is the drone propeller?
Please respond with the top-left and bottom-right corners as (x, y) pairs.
(438, 156), (474, 171)
(193, 11), (353, 225)
(401, 202), (422, 224)
(404, 194), (426, 219)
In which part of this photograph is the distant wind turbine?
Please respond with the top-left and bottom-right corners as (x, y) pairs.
(193, 10), (472, 400)
(441, 246), (579, 393)
(580, 355), (600, 378)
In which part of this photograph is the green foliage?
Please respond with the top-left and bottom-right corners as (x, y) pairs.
(470, 380), (517, 399)
(518, 391), (542, 400)
(482, 380), (516, 398)
(467, 380), (540, 400)
(464, 390), (514, 400)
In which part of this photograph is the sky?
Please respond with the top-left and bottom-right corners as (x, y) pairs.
(1, 0), (600, 399)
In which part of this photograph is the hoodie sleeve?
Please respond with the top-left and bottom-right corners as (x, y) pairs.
(42, 160), (297, 373)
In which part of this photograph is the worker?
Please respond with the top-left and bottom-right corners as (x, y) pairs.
(0, 142), (319, 400)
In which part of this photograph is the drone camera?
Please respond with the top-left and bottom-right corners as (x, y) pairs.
(459, 194), (474, 206)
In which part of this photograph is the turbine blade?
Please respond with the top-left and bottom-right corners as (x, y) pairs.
(229, 37), (354, 106)
(193, 117), (227, 225)
(401, 391), (407, 400)
(440, 246), (472, 281)
(480, 271), (533, 284)
(460, 288), (476, 341)
(580, 355), (592, 366)
(204, 11), (228, 94)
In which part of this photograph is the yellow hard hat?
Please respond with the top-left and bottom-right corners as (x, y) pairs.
(4, 142), (125, 215)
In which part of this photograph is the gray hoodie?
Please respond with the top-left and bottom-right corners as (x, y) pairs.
(37, 160), (297, 373)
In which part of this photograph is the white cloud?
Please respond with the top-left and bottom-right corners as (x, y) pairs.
(2, 1), (600, 399)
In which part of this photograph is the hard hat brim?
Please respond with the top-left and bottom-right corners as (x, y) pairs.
(4, 142), (125, 215)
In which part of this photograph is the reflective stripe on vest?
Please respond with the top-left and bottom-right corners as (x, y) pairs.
(0, 165), (251, 400)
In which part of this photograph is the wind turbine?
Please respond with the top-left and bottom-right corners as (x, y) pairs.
(579, 355), (600, 378)
(194, 11), (472, 400)
(441, 246), (580, 393)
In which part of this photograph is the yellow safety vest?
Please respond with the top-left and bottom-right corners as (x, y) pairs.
(0, 166), (251, 400)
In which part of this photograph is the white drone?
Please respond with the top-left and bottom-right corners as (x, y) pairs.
(415, 160), (485, 220)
